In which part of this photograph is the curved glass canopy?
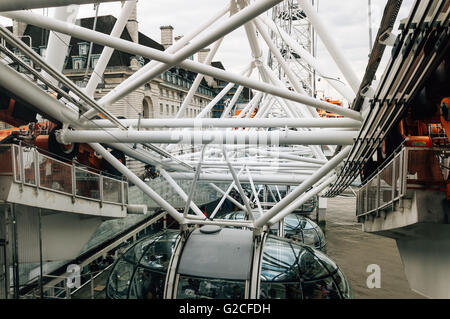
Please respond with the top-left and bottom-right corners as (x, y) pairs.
(260, 236), (351, 299)
(222, 211), (326, 250)
(107, 230), (180, 299)
(106, 228), (350, 299)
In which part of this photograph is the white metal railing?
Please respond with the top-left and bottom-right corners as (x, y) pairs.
(19, 212), (167, 299)
(1, 144), (127, 207)
(20, 265), (113, 299)
(356, 146), (449, 217)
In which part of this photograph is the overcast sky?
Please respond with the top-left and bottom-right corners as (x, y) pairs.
(0, 0), (414, 101)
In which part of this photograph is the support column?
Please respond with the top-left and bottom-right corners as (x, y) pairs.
(317, 196), (327, 230)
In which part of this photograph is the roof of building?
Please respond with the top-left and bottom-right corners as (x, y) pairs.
(211, 61), (226, 70)
(18, 15), (164, 69)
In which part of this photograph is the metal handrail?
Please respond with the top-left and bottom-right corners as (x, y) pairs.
(4, 144), (127, 206)
(356, 146), (450, 217)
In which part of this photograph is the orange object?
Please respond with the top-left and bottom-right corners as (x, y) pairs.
(405, 136), (433, 147)
(34, 135), (49, 150)
(317, 97), (343, 118)
(0, 125), (29, 141)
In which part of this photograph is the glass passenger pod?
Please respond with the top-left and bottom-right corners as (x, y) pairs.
(260, 236), (351, 299)
(175, 226), (253, 299)
(106, 227), (350, 299)
(222, 211), (326, 251)
(106, 230), (180, 299)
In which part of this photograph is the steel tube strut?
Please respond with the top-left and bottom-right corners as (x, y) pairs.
(168, 172), (310, 185)
(223, 148), (255, 220)
(43, 5), (80, 87)
(176, 38), (223, 119)
(253, 146), (352, 229)
(88, 4), (231, 115)
(86, 117), (361, 129)
(158, 169), (205, 218)
(182, 146), (206, 218)
(268, 175), (337, 225)
(84, 0), (136, 97)
(2, 9), (362, 120)
(90, 143), (185, 224)
(297, 0), (361, 93)
(60, 129), (358, 145)
(258, 15), (355, 102)
(209, 167), (245, 220)
(92, 0), (282, 112)
(209, 183), (246, 212)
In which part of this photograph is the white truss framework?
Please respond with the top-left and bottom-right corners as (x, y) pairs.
(0, 0), (366, 234)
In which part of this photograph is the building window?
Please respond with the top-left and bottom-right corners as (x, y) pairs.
(78, 42), (89, 56)
(72, 56), (86, 69)
(39, 46), (46, 58)
(171, 105), (174, 115)
(91, 54), (101, 68)
(160, 103), (163, 113)
(166, 104), (169, 115)
(76, 80), (86, 87)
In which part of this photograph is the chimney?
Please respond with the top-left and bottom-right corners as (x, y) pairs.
(160, 25), (173, 49)
(13, 19), (27, 38)
(197, 48), (210, 64)
(126, 1), (139, 43)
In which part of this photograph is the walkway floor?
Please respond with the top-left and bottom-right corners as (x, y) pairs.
(325, 196), (424, 299)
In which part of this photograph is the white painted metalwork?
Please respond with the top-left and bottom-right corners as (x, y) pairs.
(0, 0), (366, 234)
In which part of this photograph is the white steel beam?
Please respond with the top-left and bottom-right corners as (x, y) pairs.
(90, 143), (185, 224)
(1, 9), (362, 120)
(220, 68), (252, 118)
(60, 129), (358, 145)
(84, 0), (136, 97)
(268, 174), (336, 225)
(182, 146), (206, 217)
(209, 167), (244, 219)
(245, 167), (263, 217)
(0, 62), (80, 124)
(297, 0), (361, 93)
(253, 146), (351, 228)
(258, 15), (356, 102)
(176, 38), (223, 118)
(159, 169), (205, 218)
(223, 148), (255, 220)
(88, 4), (231, 116)
(209, 183), (246, 212)
(91, 0), (283, 112)
(43, 5), (79, 86)
(168, 172), (310, 185)
(86, 117), (361, 129)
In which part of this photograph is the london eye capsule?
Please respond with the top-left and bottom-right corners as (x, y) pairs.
(106, 226), (351, 299)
